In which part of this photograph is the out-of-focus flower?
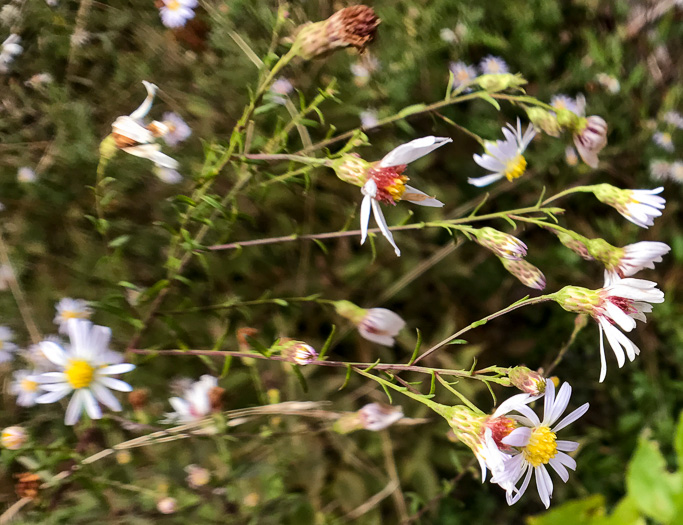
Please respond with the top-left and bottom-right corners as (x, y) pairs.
(268, 77), (294, 105)
(10, 370), (40, 407)
(54, 298), (92, 334)
(649, 160), (671, 181)
(0, 6), (21, 27)
(499, 258), (546, 290)
(185, 464), (210, 488)
(334, 300), (406, 346)
(350, 55), (380, 86)
(601, 241), (670, 285)
(153, 165), (183, 184)
(159, 0), (197, 29)
(449, 61), (478, 90)
(0, 263), (14, 290)
(564, 146), (579, 166)
(161, 112), (192, 146)
(670, 161), (683, 182)
(592, 184), (665, 228)
(439, 28), (457, 43)
(472, 227), (527, 260)
(479, 55), (509, 75)
(469, 119), (536, 187)
(157, 497), (177, 514)
(281, 340), (318, 365)
(22, 339), (60, 371)
(360, 109), (379, 128)
(555, 279), (664, 381)
(358, 403), (403, 430)
(17, 167), (36, 183)
(333, 136), (450, 256)
(595, 73), (620, 93)
(0, 326), (18, 362)
(24, 73), (54, 89)
(116, 450), (132, 464)
(573, 115), (608, 168)
(653, 131), (675, 152)
(550, 94), (584, 116)
(110, 81), (178, 169)
(492, 380), (589, 508)
(293, 5), (380, 60)
(70, 28), (90, 48)
(0, 34), (22, 73)
(663, 111), (683, 130)
(527, 107), (562, 137)
(33, 319), (135, 425)
(1, 426), (27, 450)
(164, 375), (217, 423)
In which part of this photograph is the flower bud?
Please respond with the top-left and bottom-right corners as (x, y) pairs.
(584, 238), (622, 268)
(508, 366), (546, 396)
(556, 231), (593, 260)
(499, 257), (546, 290)
(358, 402), (403, 431)
(473, 227), (527, 260)
(156, 497), (177, 514)
(555, 108), (583, 130)
(292, 6), (380, 60)
(475, 73), (527, 92)
(330, 154), (371, 187)
(573, 116), (608, 168)
(526, 107), (562, 137)
(1, 426), (27, 450)
(554, 285), (600, 315)
(279, 340), (318, 365)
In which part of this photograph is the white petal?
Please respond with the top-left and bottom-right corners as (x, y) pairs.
(99, 364), (135, 375)
(468, 173), (504, 187)
(553, 403), (589, 432)
(402, 185), (444, 207)
(111, 116), (154, 144)
(129, 80), (158, 120)
(535, 465), (553, 508)
(122, 144), (179, 169)
(98, 376), (133, 392)
(379, 136), (452, 167)
(502, 427), (532, 447)
(508, 464), (533, 505)
(67, 318), (91, 358)
(554, 451), (577, 470)
(92, 383), (122, 411)
(81, 389), (102, 420)
(548, 457), (569, 482)
(598, 324), (607, 383)
(545, 382), (572, 427)
(359, 194), (372, 245)
(36, 386), (72, 404)
(556, 440), (579, 452)
(600, 319), (626, 368)
(371, 199), (401, 256)
(39, 341), (68, 366)
(65, 390), (85, 425)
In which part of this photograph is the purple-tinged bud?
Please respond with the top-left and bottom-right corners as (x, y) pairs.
(556, 231), (594, 261)
(280, 340), (318, 365)
(573, 116), (608, 168)
(499, 257), (546, 290)
(508, 366), (546, 396)
(473, 227), (527, 260)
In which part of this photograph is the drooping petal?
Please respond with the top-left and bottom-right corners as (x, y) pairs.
(359, 193), (373, 246)
(598, 324), (608, 383)
(371, 199), (401, 256)
(129, 81), (158, 121)
(402, 185), (444, 207)
(379, 136), (452, 168)
(467, 173), (504, 187)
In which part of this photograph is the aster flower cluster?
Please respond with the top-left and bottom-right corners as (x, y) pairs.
(449, 55), (511, 91)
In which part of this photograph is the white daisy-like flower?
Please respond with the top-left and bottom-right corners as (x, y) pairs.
(0, 34), (22, 73)
(649, 160), (672, 181)
(111, 81), (178, 169)
(17, 167), (36, 183)
(1, 426), (28, 450)
(550, 94), (584, 116)
(289, 342), (318, 365)
(33, 319), (135, 425)
(670, 161), (683, 183)
(360, 109), (379, 128)
(663, 111), (683, 130)
(491, 379), (589, 508)
(653, 131), (675, 152)
(153, 165), (183, 184)
(449, 61), (478, 90)
(469, 119), (536, 187)
(161, 112), (192, 146)
(0, 325), (18, 362)
(22, 339), (60, 371)
(159, 0), (197, 29)
(358, 403), (403, 431)
(0, 263), (14, 291)
(479, 55), (509, 75)
(54, 298), (92, 334)
(10, 370), (41, 407)
(164, 375), (217, 423)
(593, 185), (665, 229)
(358, 308), (406, 346)
(555, 279), (664, 382)
(603, 241), (671, 285)
(360, 136), (451, 256)
(573, 116), (608, 169)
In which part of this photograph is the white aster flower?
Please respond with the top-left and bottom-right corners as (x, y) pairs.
(159, 0), (197, 29)
(550, 94), (584, 116)
(449, 61), (478, 90)
(491, 379), (589, 508)
(0, 325), (18, 362)
(358, 403), (403, 431)
(111, 81), (178, 169)
(653, 131), (675, 152)
(1, 426), (28, 450)
(573, 116), (608, 168)
(161, 112), (192, 146)
(54, 298), (92, 334)
(603, 241), (671, 285)
(469, 119), (536, 187)
(670, 161), (683, 183)
(0, 34), (22, 73)
(649, 160), (671, 181)
(10, 370), (41, 407)
(33, 319), (135, 425)
(479, 55), (509, 75)
(358, 308), (406, 346)
(593, 185), (665, 229)
(164, 375), (217, 423)
(663, 111), (683, 129)
(269, 77), (293, 105)
(17, 167), (36, 183)
(350, 55), (379, 80)
(360, 136), (451, 256)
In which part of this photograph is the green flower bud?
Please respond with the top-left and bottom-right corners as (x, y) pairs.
(554, 285), (600, 315)
(526, 107), (562, 137)
(330, 155), (371, 187)
(475, 73), (527, 92)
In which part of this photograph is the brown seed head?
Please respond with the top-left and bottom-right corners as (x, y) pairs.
(128, 388), (149, 410)
(15, 472), (41, 500)
(208, 386), (225, 412)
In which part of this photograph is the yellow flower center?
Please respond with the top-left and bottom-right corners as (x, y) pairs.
(65, 359), (95, 389)
(62, 310), (88, 320)
(504, 154), (527, 181)
(659, 132), (672, 144)
(523, 426), (558, 467)
(21, 379), (38, 392)
(166, 0), (180, 10)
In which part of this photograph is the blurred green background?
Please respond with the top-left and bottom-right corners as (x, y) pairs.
(0, 0), (682, 523)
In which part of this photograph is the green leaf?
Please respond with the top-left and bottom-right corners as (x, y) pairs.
(626, 435), (681, 523)
(675, 411), (683, 468)
(477, 93), (501, 110)
(527, 494), (606, 525)
(447, 339), (468, 345)
(318, 325), (336, 360)
(397, 103), (427, 118)
(407, 328), (422, 365)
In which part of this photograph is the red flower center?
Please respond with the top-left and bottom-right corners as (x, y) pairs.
(368, 165), (408, 205)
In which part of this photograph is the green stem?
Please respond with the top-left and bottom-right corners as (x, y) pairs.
(541, 185), (596, 206)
